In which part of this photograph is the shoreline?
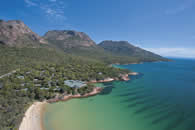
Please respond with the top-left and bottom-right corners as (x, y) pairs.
(47, 87), (102, 103)
(19, 101), (48, 130)
(19, 87), (102, 130)
(88, 72), (139, 84)
(19, 71), (139, 130)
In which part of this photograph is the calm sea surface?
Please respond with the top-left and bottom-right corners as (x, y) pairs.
(43, 58), (195, 130)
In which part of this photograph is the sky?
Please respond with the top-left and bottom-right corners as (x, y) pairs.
(0, 0), (195, 58)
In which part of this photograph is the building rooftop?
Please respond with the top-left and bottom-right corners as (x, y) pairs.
(17, 76), (24, 79)
(64, 80), (86, 88)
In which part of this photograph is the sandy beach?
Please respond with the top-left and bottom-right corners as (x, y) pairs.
(19, 102), (47, 130)
(19, 87), (101, 130)
(129, 72), (139, 75)
(18, 74), (134, 130)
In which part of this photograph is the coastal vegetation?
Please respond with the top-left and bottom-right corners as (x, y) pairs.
(0, 61), (129, 129)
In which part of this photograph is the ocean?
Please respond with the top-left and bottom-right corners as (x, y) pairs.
(43, 58), (195, 130)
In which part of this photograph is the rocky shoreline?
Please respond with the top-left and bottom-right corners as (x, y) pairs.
(88, 72), (139, 83)
(47, 87), (102, 103)
(47, 72), (139, 103)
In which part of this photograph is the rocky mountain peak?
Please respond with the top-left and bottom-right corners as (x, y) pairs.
(0, 20), (47, 46)
(43, 30), (96, 48)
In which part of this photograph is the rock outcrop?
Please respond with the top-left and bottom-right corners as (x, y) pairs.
(0, 20), (47, 46)
(43, 30), (96, 49)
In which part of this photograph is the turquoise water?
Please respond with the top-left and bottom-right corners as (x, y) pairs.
(44, 58), (195, 130)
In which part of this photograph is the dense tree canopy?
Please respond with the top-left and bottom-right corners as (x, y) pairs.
(0, 59), (129, 129)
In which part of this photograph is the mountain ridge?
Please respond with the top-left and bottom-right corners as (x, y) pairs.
(0, 19), (169, 64)
(98, 40), (168, 62)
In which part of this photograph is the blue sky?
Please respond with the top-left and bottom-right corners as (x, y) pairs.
(1, 0), (195, 58)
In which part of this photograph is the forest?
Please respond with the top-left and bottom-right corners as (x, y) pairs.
(0, 52), (130, 129)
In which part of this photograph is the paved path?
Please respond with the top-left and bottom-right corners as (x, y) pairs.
(0, 70), (16, 79)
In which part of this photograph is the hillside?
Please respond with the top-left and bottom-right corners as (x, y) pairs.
(0, 45), (102, 75)
(99, 40), (169, 62)
(43, 30), (126, 63)
(0, 21), (100, 75)
(44, 30), (168, 64)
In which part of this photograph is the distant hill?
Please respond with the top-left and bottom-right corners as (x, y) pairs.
(98, 40), (169, 62)
(43, 30), (126, 63)
(43, 30), (168, 64)
(0, 20), (47, 46)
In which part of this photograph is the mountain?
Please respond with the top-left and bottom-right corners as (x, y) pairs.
(44, 30), (168, 63)
(0, 19), (169, 65)
(43, 30), (169, 64)
(0, 20), (47, 46)
(98, 40), (168, 62)
(43, 30), (119, 63)
(43, 30), (96, 49)
(0, 24), (101, 75)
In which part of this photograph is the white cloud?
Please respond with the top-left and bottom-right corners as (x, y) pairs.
(165, 6), (188, 15)
(24, 0), (67, 23)
(165, 0), (194, 15)
(134, 44), (143, 48)
(46, 8), (56, 15)
(24, 0), (38, 7)
(40, 4), (67, 22)
(145, 48), (195, 58)
(49, 0), (57, 2)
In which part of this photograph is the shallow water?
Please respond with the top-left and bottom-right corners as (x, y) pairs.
(43, 58), (195, 130)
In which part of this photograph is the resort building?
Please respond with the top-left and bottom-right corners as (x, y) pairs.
(64, 80), (86, 88)
(17, 76), (24, 79)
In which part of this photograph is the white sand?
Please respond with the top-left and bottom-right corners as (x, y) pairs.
(19, 102), (47, 130)
(19, 88), (101, 130)
(129, 72), (139, 75)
